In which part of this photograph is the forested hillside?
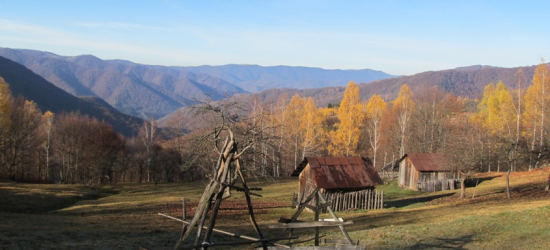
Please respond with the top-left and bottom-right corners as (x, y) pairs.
(161, 62), (549, 186)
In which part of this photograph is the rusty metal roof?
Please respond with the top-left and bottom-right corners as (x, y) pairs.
(292, 156), (383, 189)
(407, 153), (451, 172)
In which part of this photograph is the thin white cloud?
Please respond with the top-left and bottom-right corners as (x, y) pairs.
(0, 19), (148, 54)
(73, 21), (171, 32)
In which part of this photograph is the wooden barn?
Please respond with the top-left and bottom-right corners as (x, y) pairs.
(398, 153), (460, 192)
(291, 156), (384, 212)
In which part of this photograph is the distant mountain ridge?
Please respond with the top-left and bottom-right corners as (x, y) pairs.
(0, 56), (144, 137)
(241, 63), (541, 110)
(0, 48), (395, 119)
(178, 64), (395, 92)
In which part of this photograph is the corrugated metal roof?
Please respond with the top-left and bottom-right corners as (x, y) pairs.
(292, 156), (383, 189)
(407, 153), (451, 172)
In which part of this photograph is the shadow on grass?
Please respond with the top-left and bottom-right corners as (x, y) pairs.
(404, 234), (475, 249)
(385, 193), (455, 208)
(466, 176), (498, 187)
(0, 185), (118, 214)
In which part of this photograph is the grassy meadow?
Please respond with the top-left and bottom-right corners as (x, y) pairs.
(0, 168), (549, 250)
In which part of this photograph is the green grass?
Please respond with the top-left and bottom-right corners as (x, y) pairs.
(1, 169), (549, 249)
(376, 180), (423, 200)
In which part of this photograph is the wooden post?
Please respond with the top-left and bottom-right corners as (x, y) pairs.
(182, 198), (187, 221)
(374, 190), (378, 210)
(381, 190), (384, 210)
(314, 192), (319, 246)
(362, 191), (366, 210)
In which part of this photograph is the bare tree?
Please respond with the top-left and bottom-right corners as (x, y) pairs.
(443, 114), (486, 198)
(137, 118), (158, 183)
(1, 98), (43, 180)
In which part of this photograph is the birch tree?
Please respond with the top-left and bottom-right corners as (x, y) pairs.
(285, 94), (306, 169)
(523, 62), (550, 169)
(138, 118), (158, 183)
(300, 97), (324, 157)
(393, 84), (415, 157)
(365, 94), (387, 168)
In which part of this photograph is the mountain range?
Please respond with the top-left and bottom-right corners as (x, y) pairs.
(0, 56), (144, 137)
(168, 63), (540, 122)
(0, 48), (395, 119)
(178, 64), (395, 92)
(1, 47), (545, 135)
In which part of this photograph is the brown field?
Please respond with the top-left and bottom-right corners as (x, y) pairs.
(1, 168), (549, 250)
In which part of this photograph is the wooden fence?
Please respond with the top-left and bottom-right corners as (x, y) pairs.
(380, 171), (399, 180)
(418, 179), (460, 192)
(294, 189), (384, 213)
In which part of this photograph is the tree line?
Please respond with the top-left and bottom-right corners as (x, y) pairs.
(0, 76), (184, 184)
(1, 62), (549, 185)
(201, 62), (550, 179)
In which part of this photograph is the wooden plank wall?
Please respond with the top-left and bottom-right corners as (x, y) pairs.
(418, 179), (460, 192)
(321, 190), (384, 213)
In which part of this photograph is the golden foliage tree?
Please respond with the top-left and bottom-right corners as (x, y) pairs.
(393, 84), (415, 156)
(475, 82), (516, 137)
(285, 94), (306, 168)
(300, 97), (324, 157)
(329, 81), (364, 156)
(523, 62), (550, 168)
(365, 94), (387, 168)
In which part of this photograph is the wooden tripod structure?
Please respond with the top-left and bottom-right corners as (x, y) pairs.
(175, 129), (274, 250)
(269, 188), (362, 249)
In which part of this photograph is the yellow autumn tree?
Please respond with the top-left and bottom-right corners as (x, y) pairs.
(300, 97), (324, 157)
(365, 94), (387, 168)
(285, 94), (306, 168)
(475, 82), (516, 137)
(472, 82), (518, 172)
(522, 62), (550, 168)
(393, 84), (415, 156)
(329, 81), (364, 156)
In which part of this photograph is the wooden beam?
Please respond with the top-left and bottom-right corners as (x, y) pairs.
(268, 246), (365, 250)
(304, 201), (332, 210)
(158, 213), (291, 249)
(268, 221), (353, 229)
(278, 218), (305, 223)
(323, 239), (360, 245)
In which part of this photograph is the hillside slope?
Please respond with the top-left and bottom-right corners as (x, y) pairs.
(0, 56), (143, 137)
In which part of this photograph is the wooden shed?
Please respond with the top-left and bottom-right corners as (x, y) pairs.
(291, 156), (384, 211)
(398, 153), (460, 192)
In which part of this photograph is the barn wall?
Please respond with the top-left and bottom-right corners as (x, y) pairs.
(297, 164), (317, 204)
(399, 157), (460, 191)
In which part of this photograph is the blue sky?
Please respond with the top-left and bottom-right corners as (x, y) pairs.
(0, 0), (549, 75)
